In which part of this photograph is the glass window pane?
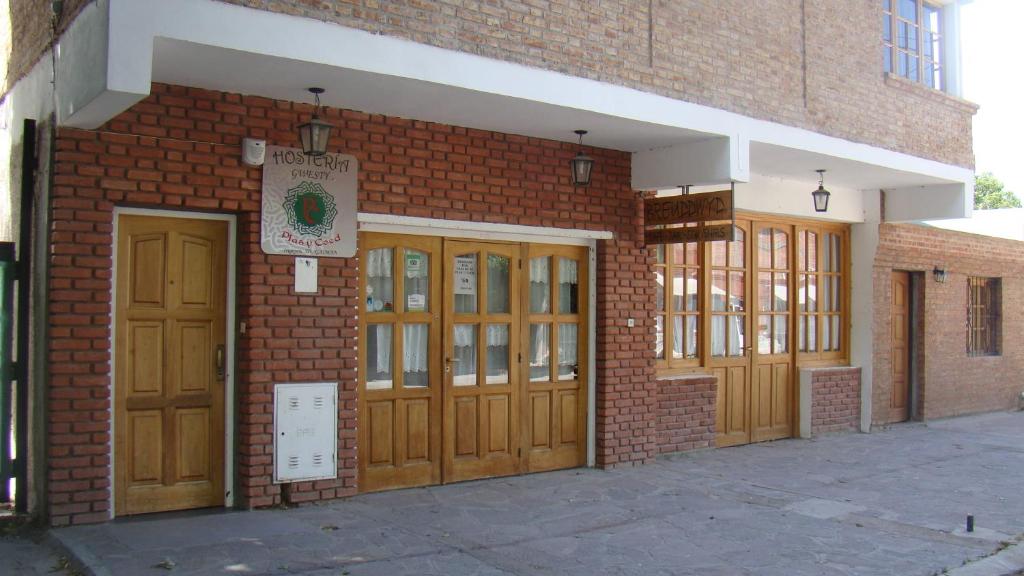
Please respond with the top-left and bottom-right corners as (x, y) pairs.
(727, 315), (745, 357)
(367, 324), (393, 390)
(711, 316), (726, 357)
(807, 232), (818, 272)
(685, 268), (699, 311)
(774, 315), (788, 354)
(808, 275), (817, 312)
(774, 230), (788, 270)
(404, 249), (429, 313)
(711, 270), (727, 312)
(899, 0), (915, 22)
(486, 324), (510, 384)
(686, 242), (699, 266)
(685, 316), (698, 359)
(487, 254), (510, 314)
(884, 0), (892, 11)
(672, 316), (684, 359)
(758, 272), (772, 313)
(774, 273), (788, 312)
(711, 241), (727, 267)
(454, 254), (478, 313)
(559, 258), (579, 314)
(798, 231), (806, 271)
(453, 324), (478, 386)
(884, 15), (893, 42)
(907, 25), (918, 54)
(907, 53), (919, 80)
(672, 270), (686, 312)
(558, 324), (578, 380)
(884, 46), (893, 73)
(831, 315), (841, 351)
(832, 275), (841, 312)
(672, 243), (687, 267)
(898, 21), (909, 49)
(366, 248), (394, 313)
(655, 269), (666, 312)
(403, 323), (429, 388)
(758, 315), (771, 354)
(808, 316), (817, 352)
(799, 316), (807, 352)
(832, 234), (841, 272)
(822, 315), (831, 351)
(798, 274), (807, 312)
(923, 32), (934, 58)
(823, 276), (832, 312)
(654, 244), (665, 264)
(530, 257), (551, 314)
(529, 323), (550, 382)
(758, 228), (772, 268)
(655, 315), (665, 359)
(729, 271), (745, 311)
(730, 229), (745, 267)
(898, 50), (908, 76)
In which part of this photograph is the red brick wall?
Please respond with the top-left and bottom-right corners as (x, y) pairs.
(209, 0), (975, 168)
(810, 367), (861, 435)
(873, 223), (1024, 425)
(655, 375), (716, 454)
(46, 82), (651, 525)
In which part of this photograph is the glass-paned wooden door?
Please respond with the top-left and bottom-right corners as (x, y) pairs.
(752, 224), (793, 442)
(709, 223), (752, 448)
(523, 244), (588, 472)
(443, 240), (521, 483)
(358, 234), (442, 492)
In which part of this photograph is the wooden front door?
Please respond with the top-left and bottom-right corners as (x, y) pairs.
(890, 271), (911, 422)
(523, 245), (589, 472)
(115, 215), (228, 515)
(751, 224), (793, 442)
(443, 240), (521, 482)
(358, 235), (443, 492)
(711, 223), (754, 447)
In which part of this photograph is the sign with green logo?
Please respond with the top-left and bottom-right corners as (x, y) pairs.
(261, 146), (357, 257)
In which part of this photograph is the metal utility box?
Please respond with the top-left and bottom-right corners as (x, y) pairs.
(273, 382), (338, 483)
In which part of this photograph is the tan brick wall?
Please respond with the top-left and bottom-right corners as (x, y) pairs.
(810, 367), (861, 434)
(47, 82), (655, 525)
(2, 0), (90, 94)
(655, 375), (716, 454)
(213, 0), (976, 167)
(873, 223), (1024, 426)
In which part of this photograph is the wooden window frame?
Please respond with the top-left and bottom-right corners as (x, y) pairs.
(654, 215), (851, 376)
(795, 224), (850, 365)
(653, 227), (703, 371)
(967, 277), (1001, 357)
(883, 0), (944, 90)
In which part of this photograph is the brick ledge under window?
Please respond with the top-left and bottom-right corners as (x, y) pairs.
(884, 73), (979, 114)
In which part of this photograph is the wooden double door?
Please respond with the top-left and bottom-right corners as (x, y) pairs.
(713, 221), (794, 447)
(358, 234), (588, 491)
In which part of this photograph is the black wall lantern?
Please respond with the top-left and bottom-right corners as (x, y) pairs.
(570, 129), (594, 186)
(812, 169), (831, 213)
(933, 266), (947, 283)
(298, 87), (333, 156)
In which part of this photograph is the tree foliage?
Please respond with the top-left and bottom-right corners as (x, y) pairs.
(974, 172), (1022, 210)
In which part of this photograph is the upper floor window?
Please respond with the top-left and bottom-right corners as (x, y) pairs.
(967, 277), (1000, 357)
(883, 0), (943, 90)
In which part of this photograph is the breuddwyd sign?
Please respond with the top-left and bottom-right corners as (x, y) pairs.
(261, 146), (357, 257)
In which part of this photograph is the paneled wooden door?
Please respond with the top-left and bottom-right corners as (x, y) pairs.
(890, 271), (911, 422)
(443, 240), (521, 483)
(114, 215), (228, 515)
(751, 224), (794, 442)
(711, 222), (753, 448)
(359, 234), (443, 492)
(523, 244), (588, 472)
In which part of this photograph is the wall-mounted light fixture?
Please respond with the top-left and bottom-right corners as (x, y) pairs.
(933, 266), (947, 283)
(569, 129), (594, 186)
(298, 87), (333, 156)
(812, 169), (831, 213)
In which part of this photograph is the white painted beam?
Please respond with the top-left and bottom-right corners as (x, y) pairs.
(632, 136), (749, 190)
(884, 183), (972, 222)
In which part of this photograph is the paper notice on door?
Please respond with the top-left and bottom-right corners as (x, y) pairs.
(454, 256), (477, 295)
(407, 294), (426, 311)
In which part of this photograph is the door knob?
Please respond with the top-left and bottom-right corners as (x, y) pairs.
(216, 345), (225, 380)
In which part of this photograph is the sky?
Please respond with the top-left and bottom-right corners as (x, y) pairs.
(960, 0), (1024, 195)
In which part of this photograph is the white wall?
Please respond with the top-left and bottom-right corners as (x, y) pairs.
(850, 189), (882, 432)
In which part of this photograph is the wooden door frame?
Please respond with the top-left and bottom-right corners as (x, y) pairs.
(110, 207), (238, 518)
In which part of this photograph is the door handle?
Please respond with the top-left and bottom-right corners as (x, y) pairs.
(216, 345), (225, 380)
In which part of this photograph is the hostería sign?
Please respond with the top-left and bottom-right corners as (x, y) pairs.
(261, 146), (357, 257)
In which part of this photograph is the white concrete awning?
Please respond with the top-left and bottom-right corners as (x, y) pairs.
(57, 0), (974, 222)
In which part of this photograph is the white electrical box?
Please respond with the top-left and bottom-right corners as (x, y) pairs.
(273, 382), (337, 483)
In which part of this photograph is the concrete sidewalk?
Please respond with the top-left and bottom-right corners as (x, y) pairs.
(51, 411), (1024, 576)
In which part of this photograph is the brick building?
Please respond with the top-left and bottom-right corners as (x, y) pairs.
(1, 0), (1011, 527)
